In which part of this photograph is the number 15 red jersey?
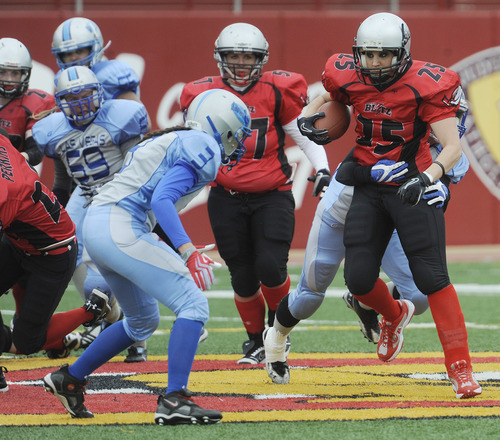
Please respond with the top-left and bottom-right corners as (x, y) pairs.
(322, 53), (462, 177)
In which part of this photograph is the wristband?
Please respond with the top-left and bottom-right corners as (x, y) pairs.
(434, 161), (446, 179)
(180, 245), (196, 262)
(422, 171), (434, 185)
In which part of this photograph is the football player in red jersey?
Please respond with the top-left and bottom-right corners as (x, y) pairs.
(0, 38), (59, 343)
(298, 12), (480, 399)
(181, 23), (330, 364)
(0, 38), (55, 166)
(0, 129), (110, 391)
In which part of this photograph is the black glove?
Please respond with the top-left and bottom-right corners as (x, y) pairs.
(297, 113), (331, 145)
(397, 172), (433, 206)
(307, 168), (331, 197)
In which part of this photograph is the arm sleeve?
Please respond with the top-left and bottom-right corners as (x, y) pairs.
(335, 148), (373, 186)
(283, 118), (330, 171)
(23, 136), (44, 166)
(52, 158), (73, 207)
(150, 162), (198, 250)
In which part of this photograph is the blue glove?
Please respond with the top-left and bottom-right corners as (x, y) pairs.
(297, 113), (331, 145)
(397, 172), (433, 206)
(371, 159), (408, 183)
(307, 168), (331, 198)
(422, 180), (449, 209)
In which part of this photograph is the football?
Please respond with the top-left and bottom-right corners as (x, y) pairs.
(314, 100), (351, 141)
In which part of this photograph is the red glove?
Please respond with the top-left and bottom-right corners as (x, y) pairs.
(185, 250), (216, 291)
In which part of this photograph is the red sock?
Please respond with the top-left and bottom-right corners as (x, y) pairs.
(428, 284), (471, 369)
(12, 284), (26, 315)
(234, 292), (266, 335)
(42, 307), (93, 350)
(353, 278), (401, 321)
(261, 275), (291, 311)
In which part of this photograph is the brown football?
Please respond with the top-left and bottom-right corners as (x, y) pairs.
(314, 100), (351, 141)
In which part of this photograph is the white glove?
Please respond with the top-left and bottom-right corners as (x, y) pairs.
(371, 159), (408, 183)
(422, 180), (449, 209)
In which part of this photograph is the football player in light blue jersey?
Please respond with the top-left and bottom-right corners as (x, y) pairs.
(263, 97), (469, 385)
(32, 66), (149, 357)
(43, 89), (252, 424)
(51, 17), (151, 128)
(50, 17), (152, 360)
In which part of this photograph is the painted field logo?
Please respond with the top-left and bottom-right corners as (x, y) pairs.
(0, 352), (499, 425)
(451, 46), (500, 201)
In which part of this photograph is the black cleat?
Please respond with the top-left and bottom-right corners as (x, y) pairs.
(45, 332), (82, 359)
(343, 291), (381, 344)
(125, 344), (147, 363)
(155, 389), (222, 425)
(0, 366), (8, 392)
(83, 288), (111, 327)
(43, 364), (94, 418)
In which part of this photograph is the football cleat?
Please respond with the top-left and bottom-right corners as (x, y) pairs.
(343, 291), (381, 344)
(237, 339), (265, 365)
(448, 360), (482, 399)
(83, 288), (111, 327)
(43, 364), (93, 418)
(155, 389), (222, 425)
(45, 332), (82, 359)
(199, 327), (209, 343)
(263, 327), (290, 384)
(125, 344), (147, 363)
(377, 300), (415, 362)
(0, 366), (8, 392)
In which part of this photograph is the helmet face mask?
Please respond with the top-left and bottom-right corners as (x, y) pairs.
(456, 91), (469, 139)
(353, 13), (411, 85)
(214, 23), (269, 86)
(184, 89), (252, 170)
(55, 66), (103, 126)
(0, 38), (32, 99)
(52, 17), (107, 69)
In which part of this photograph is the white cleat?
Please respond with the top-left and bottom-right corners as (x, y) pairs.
(263, 327), (290, 384)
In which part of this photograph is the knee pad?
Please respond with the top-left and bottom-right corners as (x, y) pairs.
(177, 290), (210, 325)
(230, 266), (260, 298)
(123, 311), (161, 341)
(288, 287), (325, 321)
(255, 257), (287, 289)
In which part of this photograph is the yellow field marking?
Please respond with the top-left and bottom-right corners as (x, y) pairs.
(1, 353), (498, 426)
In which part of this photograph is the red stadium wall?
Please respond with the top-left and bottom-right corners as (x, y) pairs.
(3, 10), (500, 247)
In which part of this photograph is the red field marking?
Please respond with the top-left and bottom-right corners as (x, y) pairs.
(0, 352), (498, 425)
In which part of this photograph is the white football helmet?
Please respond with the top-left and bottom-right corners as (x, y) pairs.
(52, 17), (110, 69)
(184, 89), (252, 169)
(0, 38), (32, 98)
(353, 13), (411, 85)
(214, 23), (269, 85)
(55, 66), (104, 126)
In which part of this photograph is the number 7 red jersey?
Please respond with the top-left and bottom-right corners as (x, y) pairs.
(322, 53), (462, 176)
(0, 133), (75, 253)
(181, 71), (309, 193)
